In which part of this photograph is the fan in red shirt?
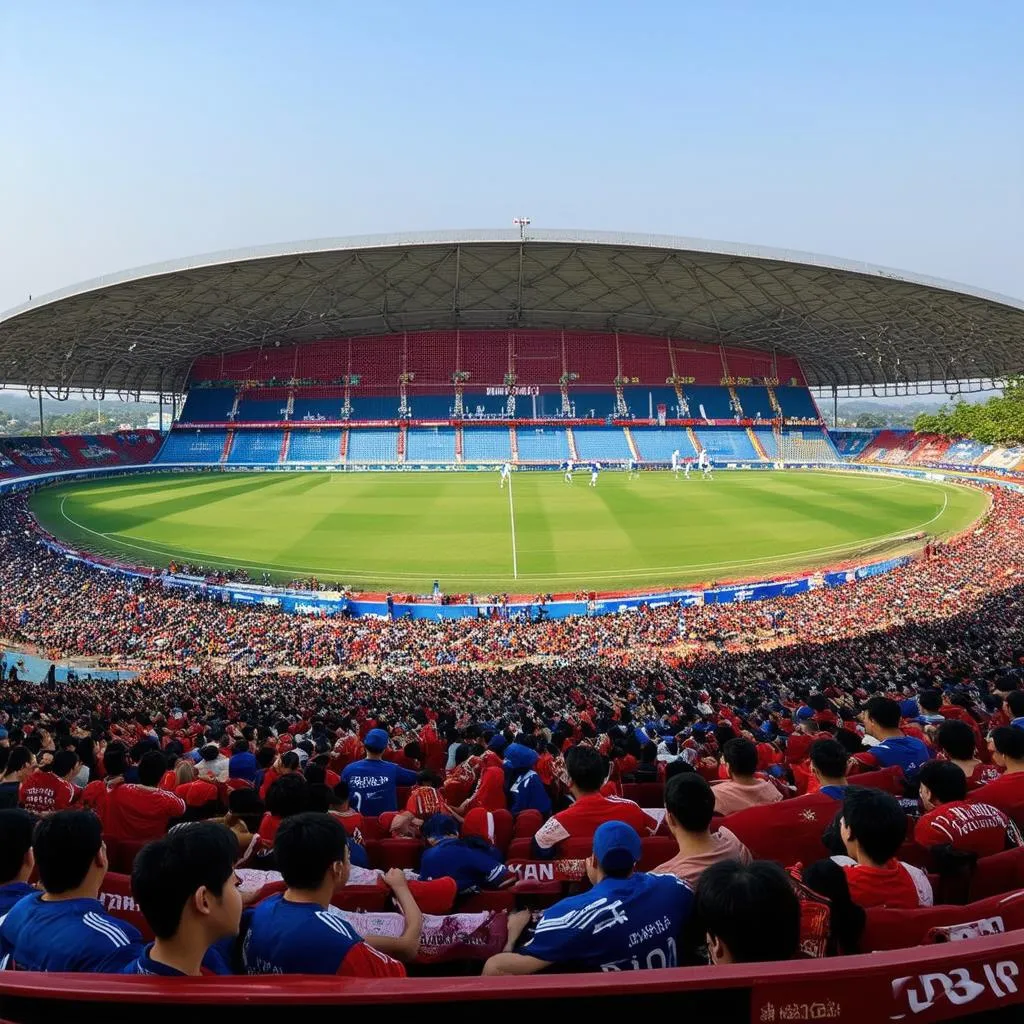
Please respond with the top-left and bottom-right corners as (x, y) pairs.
(933, 720), (1000, 791)
(967, 726), (1024, 828)
(81, 743), (129, 817)
(532, 745), (656, 855)
(915, 760), (1020, 856)
(20, 750), (80, 816)
(456, 738), (507, 814)
(833, 788), (932, 909)
(102, 750), (187, 841)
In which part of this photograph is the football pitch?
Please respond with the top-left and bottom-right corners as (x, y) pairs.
(30, 469), (986, 593)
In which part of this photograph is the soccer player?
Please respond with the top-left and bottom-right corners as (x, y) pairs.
(564, 458), (574, 484)
(0, 810), (144, 972)
(499, 461), (512, 488)
(241, 812), (420, 976)
(123, 822), (243, 976)
(589, 461), (601, 488)
(699, 449), (713, 478)
(684, 457), (691, 479)
(340, 728), (418, 816)
(482, 821), (693, 975)
(671, 449), (680, 477)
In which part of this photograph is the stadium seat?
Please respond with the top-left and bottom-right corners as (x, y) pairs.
(621, 783), (664, 806)
(511, 810), (544, 839)
(99, 871), (154, 941)
(968, 847), (1024, 902)
(572, 427), (631, 461)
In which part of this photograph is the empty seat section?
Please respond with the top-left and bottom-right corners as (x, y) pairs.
(572, 427), (631, 461)
(734, 387), (776, 420)
(461, 392), (510, 417)
(405, 429), (456, 463)
(683, 386), (733, 420)
(155, 431), (227, 463)
(775, 386), (820, 420)
(461, 428), (510, 463)
(409, 394), (453, 419)
(754, 428), (779, 459)
(694, 429), (758, 460)
(292, 398), (342, 421)
(566, 391), (616, 418)
(227, 430), (285, 464)
(631, 429), (697, 461)
(346, 429), (399, 463)
(516, 428), (569, 462)
(347, 395), (397, 420)
(234, 397), (288, 422)
(622, 387), (682, 418)
(779, 430), (839, 462)
(179, 388), (235, 422)
(286, 430), (342, 463)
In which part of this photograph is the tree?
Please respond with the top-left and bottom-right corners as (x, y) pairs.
(913, 378), (1024, 446)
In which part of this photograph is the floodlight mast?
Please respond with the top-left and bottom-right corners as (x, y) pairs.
(513, 217), (531, 241)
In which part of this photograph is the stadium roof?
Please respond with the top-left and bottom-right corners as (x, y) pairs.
(2, 229), (1023, 397)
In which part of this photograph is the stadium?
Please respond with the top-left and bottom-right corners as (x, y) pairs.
(1, 230), (1024, 1022)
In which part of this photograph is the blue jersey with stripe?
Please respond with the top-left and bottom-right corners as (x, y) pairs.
(0, 882), (35, 917)
(418, 837), (509, 892)
(0, 892), (142, 972)
(341, 758), (418, 816)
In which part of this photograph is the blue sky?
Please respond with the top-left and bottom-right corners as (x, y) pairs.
(1, 0), (1021, 311)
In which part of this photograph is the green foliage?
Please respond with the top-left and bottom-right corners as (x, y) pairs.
(913, 378), (1024, 446)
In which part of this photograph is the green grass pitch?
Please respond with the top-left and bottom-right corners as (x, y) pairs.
(30, 469), (986, 593)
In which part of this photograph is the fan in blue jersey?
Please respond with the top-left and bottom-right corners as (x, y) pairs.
(120, 822), (242, 977)
(418, 814), (512, 893)
(0, 809), (36, 916)
(504, 743), (552, 816)
(0, 810), (144, 973)
(851, 697), (932, 782)
(341, 728), (418, 815)
(241, 812), (420, 978)
(482, 821), (694, 975)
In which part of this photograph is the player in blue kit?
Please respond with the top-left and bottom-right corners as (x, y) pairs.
(242, 812), (421, 977)
(341, 728), (418, 815)
(482, 821), (693, 975)
(0, 809), (36, 915)
(0, 810), (144, 972)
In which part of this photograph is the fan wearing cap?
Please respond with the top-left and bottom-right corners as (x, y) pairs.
(418, 813), (512, 893)
(483, 821), (693, 976)
(341, 729), (418, 817)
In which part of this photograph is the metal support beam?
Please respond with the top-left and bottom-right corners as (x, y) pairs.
(38, 389), (44, 438)
(158, 390), (164, 432)
(832, 385), (838, 428)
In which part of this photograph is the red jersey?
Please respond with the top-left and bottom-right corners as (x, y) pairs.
(20, 770), (77, 815)
(175, 779), (219, 808)
(102, 784), (187, 841)
(915, 801), (1019, 856)
(838, 857), (933, 909)
(81, 777), (122, 817)
(533, 793), (657, 851)
(466, 765), (506, 812)
(405, 785), (452, 818)
(967, 772), (1024, 828)
(966, 762), (1002, 791)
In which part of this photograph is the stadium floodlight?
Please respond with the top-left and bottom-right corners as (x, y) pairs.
(513, 217), (531, 241)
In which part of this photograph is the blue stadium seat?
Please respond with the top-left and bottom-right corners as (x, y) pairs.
(775, 387), (820, 420)
(734, 387), (776, 420)
(406, 428), (456, 463)
(565, 391), (616, 419)
(154, 430), (227, 464)
(347, 429), (399, 463)
(515, 427), (569, 462)
(572, 428), (631, 461)
(462, 428), (511, 462)
(461, 392), (512, 417)
(943, 439), (989, 465)
(227, 431), (285, 464)
(622, 387), (682, 419)
(694, 428), (758, 460)
(753, 428), (779, 459)
(630, 429), (697, 462)
(829, 430), (878, 457)
(286, 430), (342, 462)
(348, 395), (398, 420)
(178, 388), (235, 423)
(409, 395), (453, 419)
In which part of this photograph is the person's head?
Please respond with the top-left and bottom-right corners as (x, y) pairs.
(275, 812), (349, 893)
(1004, 691), (1024, 719)
(102, 743), (129, 778)
(0, 808), (35, 884)
(232, 739), (250, 756)
(200, 744), (221, 763)
(839, 788), (907, 867)
(723, 738), (758, 780)
(2, 747), (34, 780)
(664, 772), (715, 837)
(175, 759), (197, 786)
(799, 859), (865, 956)
(589, 821), (641, 882)
(809, 739), (849, 786)
(132, 823), (242, 950)
(918, 691), (942, 714)
(34, 810), (106, 895)
(265, 773), (310, 819)
(52, 750), (79, 781)
(138, 749), (167, 788)
(227, 788), (265, 834)
(364, 729), (389, 757)
(696, 860), (801, 964)
(990, 726), (1024, 770)
(565, 744), (605, 795)
(332, 780), (351, 810)
(918, 760), (968, 811)
(279, 750), (301, 774)
(935, 720), (978, 763)
(422, 813), (460, 846)
(862, 697), (902, 738)
(416, 770), (442, 789)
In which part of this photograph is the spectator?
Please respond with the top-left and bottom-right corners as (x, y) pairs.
(1004, 689), (1024, 730)
(505, 743), (552, 817)
(103, 750), (187, 840)
(418, 813), (512, 893)
(483, 822), (693, 975)
(257, 773), (310, 845)
(852, 697), (931, 780)
(798, 860), (865, 957)
(241, 812), (420, 976)
(326, 780), (364, 838)
(81, 743), (128, 816)
(197, 743), (229, 784)
(915, 761), (1019, 856)
(0, 808), (36, 913)
(833, 789), (932, 909)
(532, 745), (657, 855)
(695, 860), (801, 964)
(20, 749), (80, 816)
(655, 773), (752, 885)
(934, 719), (999, 790)
(0, 748), (35, 810)
(712, 739), (783, 817)
(228, 741), (258, 790)
(390, 770), (457, 837)
(0, 810), (142, 971)
(124, 823), (242, 976)
(968, 726), (1024, 826)
(457, 736), (508, 815)
(341, 729), (418, 816)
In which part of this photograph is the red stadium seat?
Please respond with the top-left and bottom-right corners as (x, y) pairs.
(968, 846), (1024, 902)
(638, 837), (678, 872)
(98, 871), (154, 941)
(103, 836), (150, 875)
(375, 838), (424, 870)
(459, 889), (517, 913)
(846, 766), (906, 795)
(621, 783), (664, 806)
(511, 809), (543, 839)
(463, 808), (514, 852)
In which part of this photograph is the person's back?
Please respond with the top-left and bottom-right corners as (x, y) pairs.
(0, 810), (143, 972)
(103, 750), (187, 840)
(712, 739), (783, 817)
(418, 814), (510, 892)
(341, 729), (417, 816)
(20, 751), (79, 816)
(967, 727), (1024, 827)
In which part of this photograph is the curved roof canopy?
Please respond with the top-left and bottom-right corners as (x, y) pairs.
(2, 229), (1022, 396)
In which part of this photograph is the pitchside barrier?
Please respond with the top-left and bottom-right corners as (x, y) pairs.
(6, 460), (1018, 627)
(0, 928), (1022, 1023)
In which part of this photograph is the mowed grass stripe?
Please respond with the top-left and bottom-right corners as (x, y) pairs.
(30, 470), (986, 591)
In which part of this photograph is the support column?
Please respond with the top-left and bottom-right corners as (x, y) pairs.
(38, 390), (44, 438)
(158, 390), (164, 432)
(832, 385), (838, 428)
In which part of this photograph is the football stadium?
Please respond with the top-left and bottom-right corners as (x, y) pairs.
(0, 226), (1023, 1022)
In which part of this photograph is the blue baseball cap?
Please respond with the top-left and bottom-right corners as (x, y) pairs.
(795, 706), (814, 721)
(592, 821), (641, 873)
(504, 743), (538, 771)
(364, 728), (390, 753)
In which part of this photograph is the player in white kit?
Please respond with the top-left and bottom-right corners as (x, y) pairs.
(500, 461), (512, 487)
(628, 456), (639, 479)
(699, 450), (713, 479)
(564, 458), (574, 484)
(589, 462), (601, 487)
(684, 457), (691, 479)
(671, 449), (680, 477)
